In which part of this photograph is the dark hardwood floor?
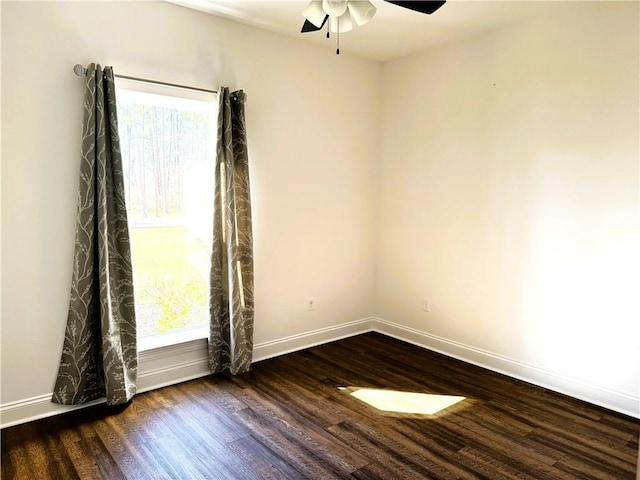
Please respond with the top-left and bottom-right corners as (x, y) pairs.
(2, 332), (638, 479)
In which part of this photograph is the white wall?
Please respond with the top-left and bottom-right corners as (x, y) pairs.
(377, 2), (640, 416)
(1, 1), (379, 410)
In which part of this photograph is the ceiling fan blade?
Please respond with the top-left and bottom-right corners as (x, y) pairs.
(301, 15), (329, 33)
(383, 1), (446, 15)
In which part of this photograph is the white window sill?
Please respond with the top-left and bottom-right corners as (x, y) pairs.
(138, 325), (208, 352)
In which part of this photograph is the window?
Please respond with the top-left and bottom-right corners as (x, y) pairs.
(116, 79), (217, 348)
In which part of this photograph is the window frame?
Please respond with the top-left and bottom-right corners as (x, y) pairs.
(115, 77), (217, 352)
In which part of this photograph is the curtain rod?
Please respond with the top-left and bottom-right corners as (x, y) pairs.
(73, 64), (218, 95)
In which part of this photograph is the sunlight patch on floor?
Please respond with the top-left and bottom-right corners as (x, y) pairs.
(339, 387), (466, 415)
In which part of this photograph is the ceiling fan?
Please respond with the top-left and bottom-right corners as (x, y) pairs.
(301, 0), (446, 54)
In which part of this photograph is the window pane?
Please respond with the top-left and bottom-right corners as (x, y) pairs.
(117, 88), (216, 338)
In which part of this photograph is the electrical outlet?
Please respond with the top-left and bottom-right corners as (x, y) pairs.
(423, 297), (431, 312)
(308, 297), (315, 311)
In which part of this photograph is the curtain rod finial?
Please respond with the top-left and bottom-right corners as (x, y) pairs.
(73, 64), (87, 77)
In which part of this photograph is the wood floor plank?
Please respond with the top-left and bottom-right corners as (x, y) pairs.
(232, 383), (369, 475)
(4, 441), (33, 479)
(39, 429), (82, 480)
(235, 406), (352, 479)
(553, 455), (632, 480)
(59, 439), (107, 479)
(92, 417), (155, 480)
(135, 433), (215, 480)
(80, 435), (127, 480)
(150, 408), (250, 478)
(225, 434), (305, 480)
(238, 364), (352, 430)
(442, 408), (564, 469)
(327, 420), (448, 479)
(2, 332), (638, 479)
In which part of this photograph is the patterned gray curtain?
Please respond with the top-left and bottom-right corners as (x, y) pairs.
(52, 63), (137, 406)
(209, 87), (254, 375)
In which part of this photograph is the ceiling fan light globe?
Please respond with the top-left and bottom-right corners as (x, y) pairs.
(302, 0), (327, 28)
(322, 0), (348, 17)
(348, 1), (376, 26)
(329, 10), (354, 33)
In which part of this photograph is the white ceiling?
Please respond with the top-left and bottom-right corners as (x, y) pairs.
(169, 0), (548, 62)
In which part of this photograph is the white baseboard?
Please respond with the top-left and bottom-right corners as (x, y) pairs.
(372, 317), (640, 419)
(2, 316), (637, 428)
(0, 318), (374, 428)
(253, 318), (374, 362)
(137, 339), (210, 394)
(0, 394), (106, 430)
(0, 339), (213, 429)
